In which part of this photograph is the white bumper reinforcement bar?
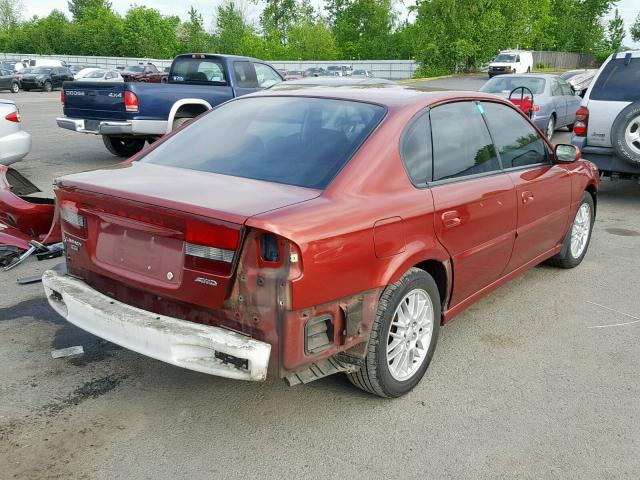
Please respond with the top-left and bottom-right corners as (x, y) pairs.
(42, 270), (271, 381)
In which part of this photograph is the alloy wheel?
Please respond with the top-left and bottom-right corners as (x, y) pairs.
(570, 203), (591, 258)
(624, 115), (640, 156)
(386, 288), (434, 381)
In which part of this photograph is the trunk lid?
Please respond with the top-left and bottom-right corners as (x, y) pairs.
(62, 81), (127, 120)
(56, 162), (320, 309)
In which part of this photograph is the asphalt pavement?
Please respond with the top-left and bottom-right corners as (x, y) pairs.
(1, 87), (639, 480)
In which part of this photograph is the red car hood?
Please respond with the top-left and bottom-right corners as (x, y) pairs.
(55, 162), (322, 224)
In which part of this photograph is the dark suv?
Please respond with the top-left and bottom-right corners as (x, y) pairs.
(572, 50), (640, 179)
(20, 67), (74, 92)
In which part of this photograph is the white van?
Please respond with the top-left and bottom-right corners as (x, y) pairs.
(488, 50), (533, 77)
(14, 59), (67, 71)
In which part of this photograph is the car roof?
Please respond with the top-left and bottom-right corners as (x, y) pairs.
(254, 84), (513, 110)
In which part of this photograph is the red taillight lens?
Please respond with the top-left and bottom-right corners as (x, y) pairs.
(574, 106), (588, 137)
(59, 200), (87, 235)
(60, 90), (65, 105)
(124, 91), (139, 112)
(184, 220), (240, 266)
(531, 105), (540, 112)
(4, 110), (20, 122)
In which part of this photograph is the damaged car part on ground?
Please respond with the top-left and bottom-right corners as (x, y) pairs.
(0, 165), (63, 269)
(42, 87), (599, 397)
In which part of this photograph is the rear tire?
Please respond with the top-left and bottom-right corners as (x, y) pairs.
(610, 101), (640, 166)
(548, 192), (595, 269)
(102, 136), (146, 157)
(43, 81), (52, 92)
(10, 82), (19, 93)
(347, 268), (441, 398)
(172, 117), (192, 130)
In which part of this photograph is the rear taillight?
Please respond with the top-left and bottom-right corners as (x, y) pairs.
(531, 105), (540, 112)
(4, 110), (20, 122)
(184, 220), (240, 265)
(124, 91), (139, 112)
(60, 90), (64, 105)
(59, 200), (87, 236)
(574, 106), (588, 137)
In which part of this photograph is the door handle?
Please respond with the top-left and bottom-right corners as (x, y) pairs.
(521, 191), (534, 204)
(442, 211), (462, 228)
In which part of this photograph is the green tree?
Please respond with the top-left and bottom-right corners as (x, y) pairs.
(214, 1), (257, 56)
(177, 6), (211, 52)
(326, 0), (396, 59)
(631, 13), (640, 42)
(65, 6), (124, 56)
(121, 6), (178, 58)
(67, 0), (112, 21)
(0, 0), (22, 30)
(605, 8), (625, 50)
(287, 21), (338, 59)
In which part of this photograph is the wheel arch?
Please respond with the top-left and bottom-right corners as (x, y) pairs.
(166, 99), (213, 133)
(585, 183), (597, 213)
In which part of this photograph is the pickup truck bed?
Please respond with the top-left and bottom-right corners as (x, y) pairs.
(57, 53), (283, 157)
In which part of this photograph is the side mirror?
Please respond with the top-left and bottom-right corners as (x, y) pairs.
(555, 144), (580, 163)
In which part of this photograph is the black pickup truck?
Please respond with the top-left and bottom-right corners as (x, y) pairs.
(57, 54), (284, 156)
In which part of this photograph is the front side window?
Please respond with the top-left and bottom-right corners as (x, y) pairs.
(140, 97), (386, 189)
(431, 102), (499, 181)
(254, 63), (281, 88)
(482, 102), (548, 169)
(400, 111), (432, 184)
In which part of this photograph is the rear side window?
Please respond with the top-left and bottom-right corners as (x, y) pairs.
(590, 57), (640, 102)
(431, 102), (499, 181)
(233, 61), (258, 88)
(400, 111), (432, 184)
(140, 97), (386, 189)
(482, 102), (548, 169)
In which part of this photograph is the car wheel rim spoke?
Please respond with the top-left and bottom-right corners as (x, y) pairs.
(386, 288), (434, 381)
(570, 203), (591, 258)
(624, 116), (640, 155)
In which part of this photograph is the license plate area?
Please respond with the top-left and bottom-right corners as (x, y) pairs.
(84, 119), (100, 132)
(95, 222), (184, 285)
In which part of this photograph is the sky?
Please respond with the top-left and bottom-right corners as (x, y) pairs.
(21, 0), (640, 48)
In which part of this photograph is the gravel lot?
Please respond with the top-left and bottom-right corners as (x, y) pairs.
(1, 88), (639, 480)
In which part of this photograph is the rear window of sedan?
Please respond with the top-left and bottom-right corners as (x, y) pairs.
(480, 77), (546, 95)
(140, 96), (386, 189)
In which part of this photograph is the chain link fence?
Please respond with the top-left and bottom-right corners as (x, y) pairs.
(0, 51), (598, 79)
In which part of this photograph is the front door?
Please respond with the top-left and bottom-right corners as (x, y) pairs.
(430, 101), (517, 306)
(232, 61), (261, 97)
(481, 101), (572, 272)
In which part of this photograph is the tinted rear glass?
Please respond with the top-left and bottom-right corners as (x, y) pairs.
(170, 58), (226, 85)
(480, 76), (546, 95)
(140, 97), (386, 189)
(590, 57), (640, 102)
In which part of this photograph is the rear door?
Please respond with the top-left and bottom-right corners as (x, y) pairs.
(550, 78), (568, 125)
(232, 61), (261, 97)
(482, 101), (572, 271)
(0, 69), (10, 89)
(63, 81), (127, 120)
(430, 101), (517, 306)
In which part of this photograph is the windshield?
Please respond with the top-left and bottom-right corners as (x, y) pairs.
(480, 76), (546, 95)
(85, 70), (106, 78)
(327, 66), (340, 71)
(123, 66), (144, 73)
(286, 71), (303, 75)
(31, 67), (52, 74)
(140, 97), (386, 189)
(170, 58), (226, 85)
(494, 54), (517, 63)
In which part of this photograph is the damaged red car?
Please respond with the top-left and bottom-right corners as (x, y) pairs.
(43, 88), (599, 397)
(0, 165), (61, 269)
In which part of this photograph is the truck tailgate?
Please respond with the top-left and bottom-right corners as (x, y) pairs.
(62, 81), (127, 120)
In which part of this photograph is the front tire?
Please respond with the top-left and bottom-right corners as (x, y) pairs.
(43, 81), (52, 92)
(347, 268), (441, 398)
(548, 192), (595, 268)
(102, 135), (146, 157)
(10, 82), (19, 93)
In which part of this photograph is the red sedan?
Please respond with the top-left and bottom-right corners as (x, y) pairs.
(43, 88), (599, 397)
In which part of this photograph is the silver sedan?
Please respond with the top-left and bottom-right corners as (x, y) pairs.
(0, 99), (31, 165)
(480, 73), (582, 140)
